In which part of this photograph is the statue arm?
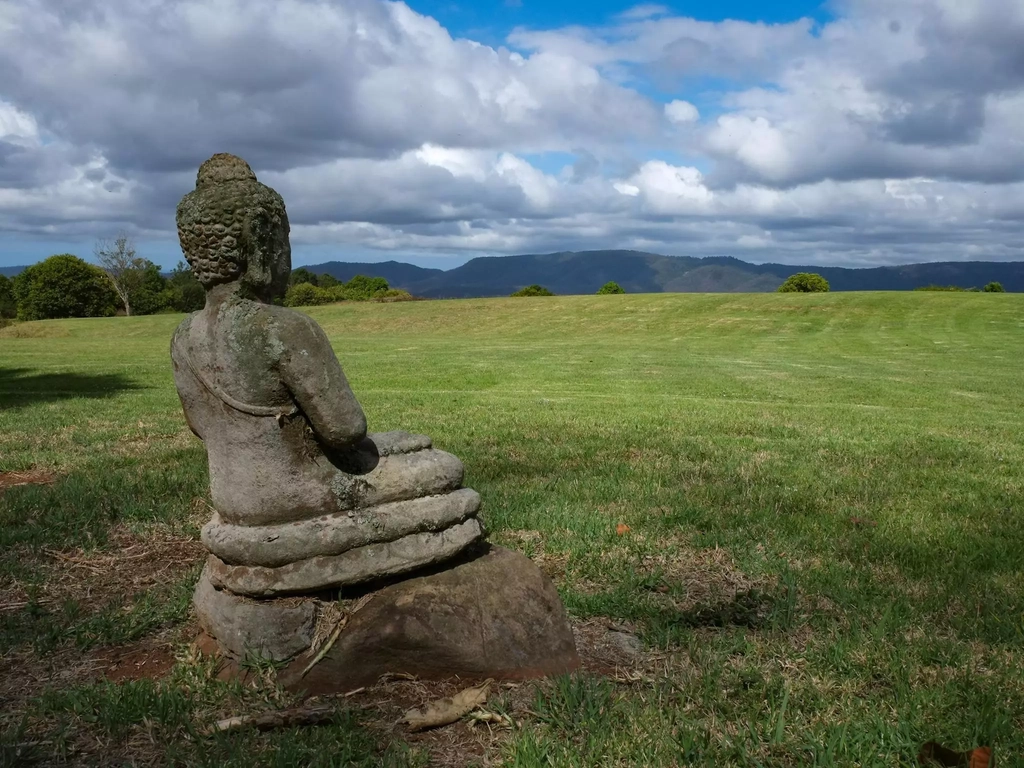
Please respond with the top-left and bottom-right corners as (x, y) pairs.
(280, 315), (367, 449)
(170, 324), (204, 440)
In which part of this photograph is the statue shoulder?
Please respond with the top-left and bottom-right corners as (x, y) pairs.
(265, 304), (329, 342)
(264, 305), (337, 368)
(170, 313), (195, 353)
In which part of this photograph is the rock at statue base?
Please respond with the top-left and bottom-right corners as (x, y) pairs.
(194, 545), (580, 692)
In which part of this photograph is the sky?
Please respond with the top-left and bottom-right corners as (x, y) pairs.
(2, 0), (1024, 270)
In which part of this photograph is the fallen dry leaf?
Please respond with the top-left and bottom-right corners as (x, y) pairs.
(616, 523), (630, 536)
(401, 680), (492, 732)
(918, 741), (993, 767)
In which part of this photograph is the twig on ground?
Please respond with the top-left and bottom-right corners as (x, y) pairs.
(206, 703), (336, 734)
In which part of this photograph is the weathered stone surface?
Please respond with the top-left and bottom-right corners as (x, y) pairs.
(176, 157), (575, 689)
(171, 153), (480, 579)
(207, 518), (485, 597)
(279, 545), (580, 693)
(193, 565), (315, 661)
(370, 431), (432, 456)
(203, 489), (481, 567)
(344, 449), (465, 509)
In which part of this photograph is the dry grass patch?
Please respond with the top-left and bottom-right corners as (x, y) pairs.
(0, 323), (70, 338)
(111, 429), (195, 458)
(4, 526), (203, 615)
(0, 469), (58, 494)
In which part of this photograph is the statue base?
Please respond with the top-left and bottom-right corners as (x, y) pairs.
(193, 544), (580, 692)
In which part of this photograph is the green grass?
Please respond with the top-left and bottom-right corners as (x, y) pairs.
(2, 291), (1023, 766)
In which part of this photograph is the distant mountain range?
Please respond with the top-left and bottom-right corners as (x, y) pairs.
(3, 251), (1020, 294)
(309, 251), (1024, 297)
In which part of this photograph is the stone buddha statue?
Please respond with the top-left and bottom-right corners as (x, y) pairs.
(172, 154), (482, 598)
(174, 154), (578, 689)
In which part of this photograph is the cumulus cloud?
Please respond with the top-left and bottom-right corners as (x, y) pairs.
(0, 0), (660, 173)
(665, 100), (700, 124)
(698, 0), (1024, 186)
(0, 0), (1023, 268)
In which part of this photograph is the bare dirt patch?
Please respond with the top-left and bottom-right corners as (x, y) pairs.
(0, 524), (204, 662)
(31, 527), (203, 612)
(93, 641), (179, 682)
(0, 468), (58, 493)
(0, 625), (187, 714)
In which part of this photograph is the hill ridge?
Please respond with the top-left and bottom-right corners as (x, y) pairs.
(309, 251), (1023, 297)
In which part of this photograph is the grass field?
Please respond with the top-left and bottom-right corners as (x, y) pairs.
(1, 291), (1022, 766)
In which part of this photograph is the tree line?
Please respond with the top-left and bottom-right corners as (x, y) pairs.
(1, 256), (1009, 323)
(0, 247), (204, 322)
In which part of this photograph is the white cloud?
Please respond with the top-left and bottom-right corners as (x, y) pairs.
(0, 102), (39, 142)
(665, 100), (699, 124)
(618, 4), (670, 21)
(1, 0), (1024, 268)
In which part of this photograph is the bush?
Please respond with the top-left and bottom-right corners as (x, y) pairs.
(511, 284), (555, 297)
(341, 275), (390, 301)
(777, 273), (830, 293)
(284, 274), (396, 306)
(284, 283), (333, 307)
(0, 275), (16, 319)
(372, 289), (415, 302)
(596, 281), (625, 295)
(983, 282), (1005, 293)
(12, 254), (118, 320)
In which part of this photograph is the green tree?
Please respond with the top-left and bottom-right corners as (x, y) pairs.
(777, 273), (830, 293)
(318, 274), (341, 289)
(12, 255), (118, 320)
(596, 281), (625, 295)
(128, 261), (170, 315)
(284, 283), (332, 307)
(289, 268), (319, 287)
(983, 282), (1005, 293)
(166, 262), (205, 312)
(511, 284), (555, 297)
(0, 275), (16, 319)
(94, 234), (156, 316)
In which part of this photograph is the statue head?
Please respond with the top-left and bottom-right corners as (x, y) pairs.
(176, 153), (291, 302)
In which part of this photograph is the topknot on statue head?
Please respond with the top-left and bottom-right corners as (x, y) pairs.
(176, 153), (292, 302)
(196, 153), (258, 187)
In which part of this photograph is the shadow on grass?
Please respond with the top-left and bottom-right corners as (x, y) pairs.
(0, 367), (143, 410)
